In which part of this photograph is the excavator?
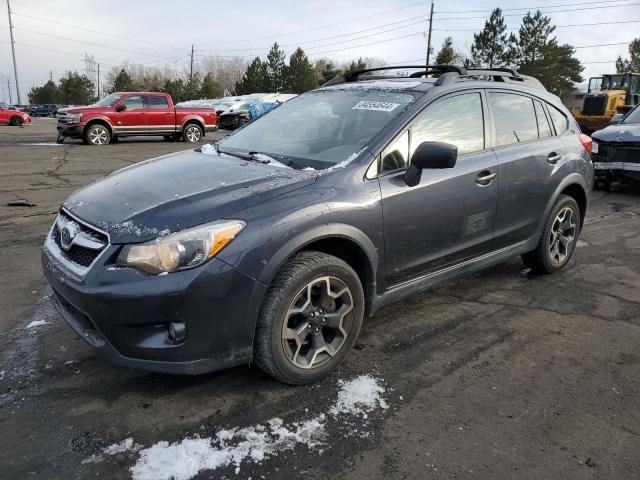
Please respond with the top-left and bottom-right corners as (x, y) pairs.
(573, 72), (640, 134)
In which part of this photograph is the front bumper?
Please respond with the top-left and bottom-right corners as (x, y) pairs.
(57, 123), (83, 138)
(42, 241), (267, 375)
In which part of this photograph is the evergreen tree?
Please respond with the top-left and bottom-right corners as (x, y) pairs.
(200, 72), (223, 99)
(471, 8), (517, 68)
(112, 68), (135, 92)
(162, 78), (186, 102)
(317, 61), (342, 84)
(616, 38), (640, 73)
(58, 71), (95, 104)
(28, 80), (59, 104)
(345, 58), (367, 75)
(286, 48), (318, 93)
(235, 57), (269, 94)
(266, 42), (288, 92)
(514, 11), (583, 96)
(436, 37), (455, 64)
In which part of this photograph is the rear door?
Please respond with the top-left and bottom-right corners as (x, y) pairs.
(144, 95), (175, 134)
(378, 91), (500, 286)
(488, 91), (567, 249)
(111, 95), (147, 133)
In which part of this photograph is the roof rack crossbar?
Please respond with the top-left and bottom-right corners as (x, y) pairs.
(345, 64), (467, 82)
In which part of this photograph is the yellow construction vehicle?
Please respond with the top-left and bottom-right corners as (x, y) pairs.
(573, 73), (640, 134)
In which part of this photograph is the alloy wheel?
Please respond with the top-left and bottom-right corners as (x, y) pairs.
(89, 127), (109, 145)
(185, 125), (201, 142)
(548, 206), (576, 265)
(281, 276), (354, 369)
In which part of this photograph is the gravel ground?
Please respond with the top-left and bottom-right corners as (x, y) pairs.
(1, 119), (639, 480)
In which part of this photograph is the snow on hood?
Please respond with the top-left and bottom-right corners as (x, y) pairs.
(592, 123), (640, 143)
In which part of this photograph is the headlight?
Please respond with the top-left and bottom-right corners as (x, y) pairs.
(116, 220), (245, 274)
(67, 113), (82, 123)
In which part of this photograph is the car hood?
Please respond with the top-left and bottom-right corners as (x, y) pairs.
(63, 149), (317, 244)
(64, 105), (111, 115)
(592, 123), (640, 143)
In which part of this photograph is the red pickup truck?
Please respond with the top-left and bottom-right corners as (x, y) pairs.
(56, 92), (217, 145)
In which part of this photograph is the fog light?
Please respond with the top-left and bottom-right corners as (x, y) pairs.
(167, 322), (186, 343)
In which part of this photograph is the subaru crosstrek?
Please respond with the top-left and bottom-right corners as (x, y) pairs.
(42, 65), (593, 384)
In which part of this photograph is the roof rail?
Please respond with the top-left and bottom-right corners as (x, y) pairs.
(433, 66), (547, 90)
(344, 64), (467, 82)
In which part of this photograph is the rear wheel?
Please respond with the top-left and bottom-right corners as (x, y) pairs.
(9, 116), (22, 126)
(522, 195), (581, 274)
(182, 123), (203, 143)
(84, 124), (111, 145)
(255, 251), (364, 384)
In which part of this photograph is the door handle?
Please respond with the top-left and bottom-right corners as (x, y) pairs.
(476, 171), (497, 186)
(547, 152), (562, 164)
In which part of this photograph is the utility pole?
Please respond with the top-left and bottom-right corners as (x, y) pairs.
(97, 63), (100, 98)
(426, 1), (434, 67)
(6, 0), (21, 104)
(7, 77), (12, 105)
(190, 44), (194, 97)
(50, 70), (53, 82)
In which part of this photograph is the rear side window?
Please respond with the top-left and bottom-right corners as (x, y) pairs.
(547, 105), (568, 135)
(410, 93), (485, 157)
(490, 93), (538, 146)
(148, 96), (169, 109)
(121, 95), (144, 111)
(534, 100), (553, 138)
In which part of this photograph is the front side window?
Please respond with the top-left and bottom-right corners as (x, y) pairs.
(411, 93), (485, 157)
(547, 105), (568, 135)
(219, 87), (417, 169)
(490, 93), (538, 146)
(147, 96), (169, 109)
(381, 130), (409, 172)
(120, 95), (144, 111)
(622, 105), (640, 124)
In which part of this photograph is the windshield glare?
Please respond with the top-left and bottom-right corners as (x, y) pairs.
(623, 107), (640, 124)
(94, 93), (124, 107)
(219, 88), (416, 169)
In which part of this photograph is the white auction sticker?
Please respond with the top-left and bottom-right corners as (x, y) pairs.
(352, 101), (400, 112)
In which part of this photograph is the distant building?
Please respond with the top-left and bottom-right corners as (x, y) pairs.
(562, 87), (587, 113)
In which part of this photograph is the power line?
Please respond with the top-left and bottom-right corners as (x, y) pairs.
(301, 30), (427, 57)
(11, 11), (184, 51)
(435, 0), (637, 14)
(434, 18), (640, 31)
(13, 27), (175, 58)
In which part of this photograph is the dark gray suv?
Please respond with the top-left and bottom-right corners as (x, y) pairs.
(42, 65), (594, 384)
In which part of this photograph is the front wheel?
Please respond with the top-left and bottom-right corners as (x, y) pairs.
(10, 116), (23, 126)
(254, 251), (364, 384)
(522, 195), (581, 274)
(84, 124), (111, 145)
(182, 123), (203, 143)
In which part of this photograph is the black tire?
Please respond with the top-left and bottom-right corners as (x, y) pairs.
(254, 251), (364, 385)
(182, 123), (203, 143)
(83, 123), (111, 146)
(9, 116), (22, 126)
(110, 135), (119, 144)
(522, 195), (581, 274)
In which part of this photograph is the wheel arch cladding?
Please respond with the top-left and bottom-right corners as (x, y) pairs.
(85, 119), (112, 135)
(183, 118), (204, 131)
(257, 224), (379, 317)
(560, 182), (587, 230)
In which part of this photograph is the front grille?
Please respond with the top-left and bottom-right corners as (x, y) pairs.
(46, 210), (108, 274)
(615, 147), (640, 164)
(582, 96), (607, 116)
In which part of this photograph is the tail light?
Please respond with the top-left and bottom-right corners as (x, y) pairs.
(579, 133), (592, 156)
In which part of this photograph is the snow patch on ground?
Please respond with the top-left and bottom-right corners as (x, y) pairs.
(576, 240), (589, 248)
(82, 438), (142, 464)
(127, 375), (387, 480)
(26, 319), (51, 330)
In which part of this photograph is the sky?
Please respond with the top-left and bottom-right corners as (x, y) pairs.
(0, 0), (638, 103)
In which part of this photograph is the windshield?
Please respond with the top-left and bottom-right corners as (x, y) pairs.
(623, 106), (640, 124)
(219, 87), (417, 169)
(602, 75), (627, 90)
(94, 93), (124, 107)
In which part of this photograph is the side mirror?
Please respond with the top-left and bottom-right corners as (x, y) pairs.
(404, 141), (458, 187)
(115, 104), (127, 112)
(610, 113), (624, 125)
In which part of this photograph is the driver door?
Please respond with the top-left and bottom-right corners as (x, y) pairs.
(111, 95), (147, 133)
(378, 91), (500, 286)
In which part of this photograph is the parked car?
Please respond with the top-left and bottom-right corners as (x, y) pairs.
(218, 101), (279, 130)
(56, 92), (218, 145)
(30, 104), (59, 117)
(592, 103), (640, 188)
(0, 104), (31, 126)
(42, 65), (592, 384)
(11, 104), (32, 115)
